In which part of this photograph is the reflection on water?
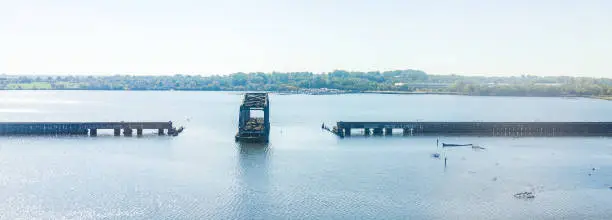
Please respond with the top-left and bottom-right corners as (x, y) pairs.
(236, 142), (271, 219)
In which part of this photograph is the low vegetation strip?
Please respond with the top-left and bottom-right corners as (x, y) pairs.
(1, 70), (611, 98)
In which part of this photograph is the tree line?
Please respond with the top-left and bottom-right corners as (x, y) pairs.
(1, 70), (611, 97)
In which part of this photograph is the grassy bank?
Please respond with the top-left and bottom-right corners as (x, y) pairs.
(5, 82), (52, 90)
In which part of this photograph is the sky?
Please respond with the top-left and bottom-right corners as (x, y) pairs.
(1, 0), (611, 77)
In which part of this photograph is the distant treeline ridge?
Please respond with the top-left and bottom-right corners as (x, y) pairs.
(1, 70), (611, 97)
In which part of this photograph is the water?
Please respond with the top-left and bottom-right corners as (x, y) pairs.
(1, 91), (611, 219)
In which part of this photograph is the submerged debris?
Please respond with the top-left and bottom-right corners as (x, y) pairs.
(442, 143), (473, 147)
(514, 192), (535, 199)
(472, 145), (486, 150)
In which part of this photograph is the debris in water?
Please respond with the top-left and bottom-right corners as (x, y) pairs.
(472, 145), (486, 150)
(442, 143), (472, 147)
(431, 153), (440, 158)
(492, 177), (498, 181)
(514, 192), (535, 199)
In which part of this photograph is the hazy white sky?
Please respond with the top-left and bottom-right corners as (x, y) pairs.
(1, 0), (611, 76)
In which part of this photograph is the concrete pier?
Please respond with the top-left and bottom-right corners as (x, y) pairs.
(335, 121), (612, 137)
(0, 122), (180, 136)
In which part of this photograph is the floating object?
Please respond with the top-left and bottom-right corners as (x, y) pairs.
(514, 192), (535, 199)
(472, 145), (486, 150)
(431, 153), (440, 158)
(442, 143), (473, 147)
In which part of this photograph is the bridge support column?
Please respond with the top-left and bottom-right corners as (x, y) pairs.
(158, 129), (165, 135)
(373, 128), (383, 135)
(137, 128), (143, 136)
(89, 129), (97, 136)
(344, 127), (351, 136)
(403, 128), (410, 136)
(364, 128), (371, 136)
(114, 128), (121, 136)
(124, 128), (133, 136)
(385, 128), (393, 136)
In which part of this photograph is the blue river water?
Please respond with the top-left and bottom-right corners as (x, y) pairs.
(0, 91), (611, 219)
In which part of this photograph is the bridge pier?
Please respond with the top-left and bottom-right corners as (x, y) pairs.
(385, 128), (393, 136)
(373, 128), (383, 135)
(123, 128), (133, 136)
(344, 127), (351, 136)
(89, 129), (97, 136)
(364, 128), (371, 136)
(114, 128), (121, 136)
(158, 128), (165, 135)
(235, 93), (270, 143)
(137, 128), (143, 136)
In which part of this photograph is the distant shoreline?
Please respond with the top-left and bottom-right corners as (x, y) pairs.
(1, 89), (610, 101)
(2, 71), (610, 98)
(361, 91), (460, 95)
(596, 96), (612, 101)
(362, 91), (611, 101)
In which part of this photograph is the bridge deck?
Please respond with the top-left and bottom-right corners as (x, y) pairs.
(0, 122), (176, 136)
(336, 121), (612, 137)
